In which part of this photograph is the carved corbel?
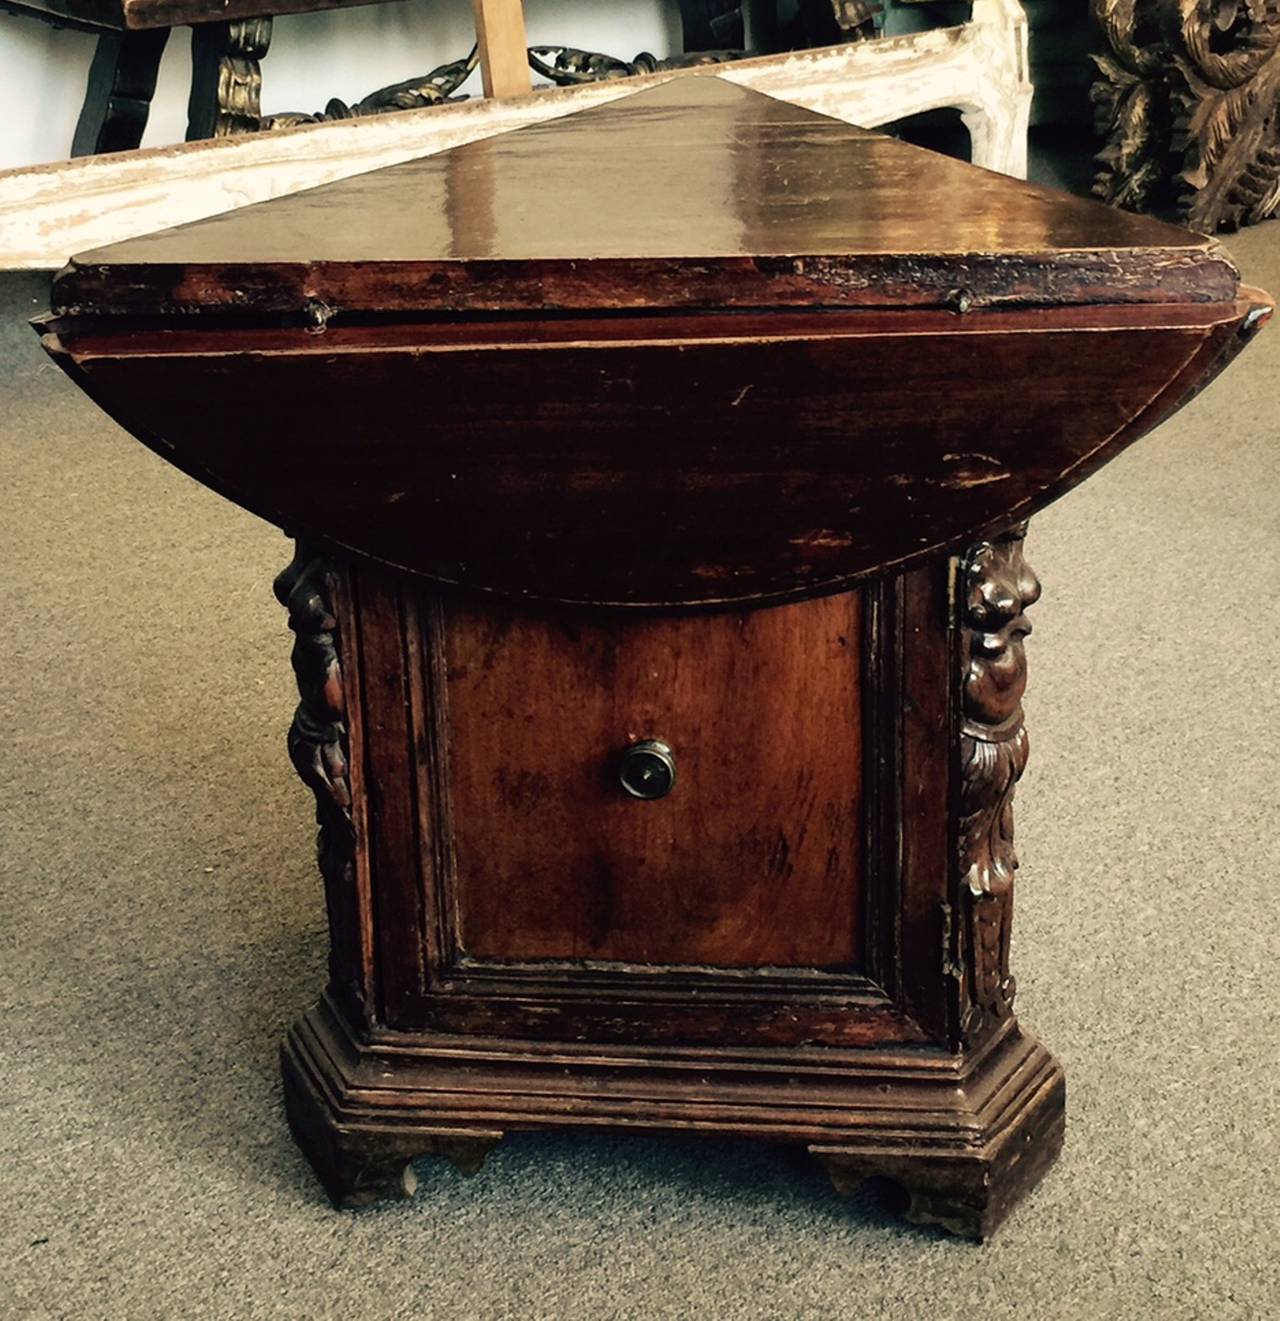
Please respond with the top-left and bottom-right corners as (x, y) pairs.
(274, 546), (360, 998)
(956, 524), (1040, 1045)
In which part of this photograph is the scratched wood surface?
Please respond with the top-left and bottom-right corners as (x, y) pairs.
(56, 78), (1229, 317)
(42, 296), (1266, 607)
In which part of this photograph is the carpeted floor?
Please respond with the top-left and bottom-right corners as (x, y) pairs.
(2, 219), (1278, 1319)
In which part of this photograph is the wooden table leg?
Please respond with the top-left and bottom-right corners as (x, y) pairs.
(187, 17), (273, 139)
(72, 27), (171, 156)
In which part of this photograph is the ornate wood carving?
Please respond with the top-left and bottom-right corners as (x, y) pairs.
(188, 17), (273, 139)
(1175, 0), (1280, 229)
(273, 546), (360, 1000)
(956, 523), (1039, 1044)
(1092, 0), (1280, 230)
(265, 49), (479, 129)
(528, 45), (743, 85)
(1091, 0), (1175, 213)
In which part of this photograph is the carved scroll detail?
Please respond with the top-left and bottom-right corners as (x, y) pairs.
(528, 46), (744, 85)
(265, 49), (480, 130)
(1173, 0), (1280, 231)
(274, 546), (358, 994)
(1091, 0), (1280, 230)
(189, 18), (272, 139)
(957, 524), (1039, 1044)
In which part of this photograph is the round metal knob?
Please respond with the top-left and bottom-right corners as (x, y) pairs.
(617, 739), (676, 800)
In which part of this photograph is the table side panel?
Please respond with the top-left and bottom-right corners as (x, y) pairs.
(334, 568), (936, 1047)
(42, 300), (1262, 609)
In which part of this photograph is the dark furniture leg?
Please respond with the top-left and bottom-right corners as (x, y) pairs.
(678, 0), (744, 50)
(187, 17), (272, 139)
(72, 27), (171, 156)
(811, 1064), (1066, 1242)
(281, 1032), (503, 1210)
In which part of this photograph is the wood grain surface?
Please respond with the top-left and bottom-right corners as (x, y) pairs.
(42, 296), (1269, 607)
(443, 592), (863, 967)
(54, 78), (1237, 317)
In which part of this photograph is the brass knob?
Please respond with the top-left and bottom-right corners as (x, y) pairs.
(617, 739), (676, 800)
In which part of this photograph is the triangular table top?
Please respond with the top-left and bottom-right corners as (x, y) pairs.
(42, 77), (1267, 607)
(56, 77), (1237, 319)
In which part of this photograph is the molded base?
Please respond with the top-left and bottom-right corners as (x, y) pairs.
(281, 994), (1064, 1236)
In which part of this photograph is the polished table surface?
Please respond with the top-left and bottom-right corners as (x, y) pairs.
(45, 80), (1268, 609)
(63, 77), (1233, 312)
(37, 76), (1272, 1237)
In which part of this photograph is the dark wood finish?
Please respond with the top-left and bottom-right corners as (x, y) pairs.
(71, 26), (170, 156)
(43, 80), (1269, 608)
(812, 1056), (1066, 1242)
(37, 77), (1271, 1237)
(56, 78), (1238, 317)
(283, 990), (1063, 1239)
(40, 297), (1267, 609)
(273, 548), (363, 1006)
(0, 0), (110, 33)
(26, 0), (390, 31)
(323, 558), (924, 1048)
(443, 593), (863, 967)
(282, 1037), (502, 1209)
(956, 524), (1038, 1046)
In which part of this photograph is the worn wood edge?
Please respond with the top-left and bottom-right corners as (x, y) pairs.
(281, 994), (1063, 1226)
(2, 15), (1025, 270)
(48, 245), (1242, 319)
(286, 992), (1055, 1141)
(45, 288), (1252, 343)
(327, 987), (1002, 1075)
(810, 1060), (1065, 1240)
(282, 1037), (502, 1209)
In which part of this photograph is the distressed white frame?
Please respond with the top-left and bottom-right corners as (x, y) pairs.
(0, 0), (1029, 270)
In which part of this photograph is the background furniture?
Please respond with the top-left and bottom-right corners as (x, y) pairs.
(0, 0), (874, 155)
(0, 0), (397, 152)
(37, 76), (1269, 1238)
(0, 0), (1033, 268)
(1092, 0), (1280, 231)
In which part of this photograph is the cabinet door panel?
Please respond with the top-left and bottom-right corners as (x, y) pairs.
(442, 593), (864, 969)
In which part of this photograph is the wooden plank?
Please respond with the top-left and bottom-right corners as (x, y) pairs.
(471, 0), (531, 99)
(1, 2), (1031, 269)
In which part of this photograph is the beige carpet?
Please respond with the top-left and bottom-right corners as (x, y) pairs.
(2, 222), (1278, 1319)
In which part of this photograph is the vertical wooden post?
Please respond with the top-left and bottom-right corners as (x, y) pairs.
(471, 0), (533, 99)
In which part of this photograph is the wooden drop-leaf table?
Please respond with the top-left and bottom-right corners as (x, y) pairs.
(36, 77), (1271, 1239)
